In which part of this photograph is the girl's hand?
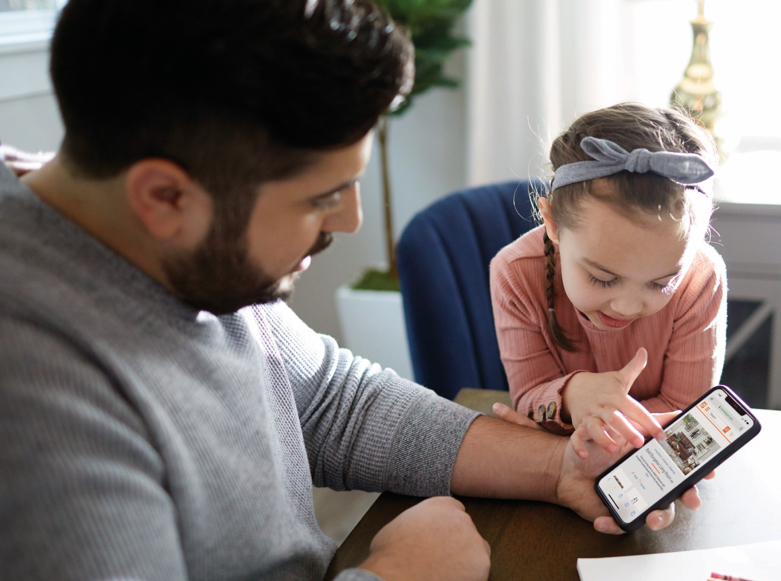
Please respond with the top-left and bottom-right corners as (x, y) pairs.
(562, 348), (666, 458)
(492, 401), (546, 431)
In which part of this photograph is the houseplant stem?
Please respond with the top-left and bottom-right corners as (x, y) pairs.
(378, 115), (398, 280)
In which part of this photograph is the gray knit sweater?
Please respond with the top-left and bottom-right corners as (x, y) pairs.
(0, 163), (479, 581)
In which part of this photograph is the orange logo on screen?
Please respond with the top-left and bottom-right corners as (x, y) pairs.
(700, 402), (711, 412)
(723, 426), (730, 433)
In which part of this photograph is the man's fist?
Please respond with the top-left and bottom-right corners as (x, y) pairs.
(359, 496), (490, 581)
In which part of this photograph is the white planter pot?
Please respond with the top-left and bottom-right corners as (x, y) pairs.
(335, 285), (414, 381)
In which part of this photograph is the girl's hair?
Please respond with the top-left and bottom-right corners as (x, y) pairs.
(539, 103), (718, 352)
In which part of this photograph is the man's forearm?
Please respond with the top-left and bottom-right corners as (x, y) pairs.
(450, 416), (567, 502)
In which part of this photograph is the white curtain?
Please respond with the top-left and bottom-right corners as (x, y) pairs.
(463, 0), (780, 186)
(464, 0), (561, 186)
(464, 0), (630, 186)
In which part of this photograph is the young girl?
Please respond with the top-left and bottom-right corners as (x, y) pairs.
(490, 103), (727, 458)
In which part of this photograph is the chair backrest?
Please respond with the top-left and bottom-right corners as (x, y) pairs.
(397, 180), (540, 399)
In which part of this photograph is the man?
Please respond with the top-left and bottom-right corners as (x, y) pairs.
(0, 1), (706, 580)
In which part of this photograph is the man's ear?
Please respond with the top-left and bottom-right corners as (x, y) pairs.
(125, 159), (212, 244)
(537, 197), (560, 245)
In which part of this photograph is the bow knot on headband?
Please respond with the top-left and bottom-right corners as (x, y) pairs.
(551, 136), (715, 191)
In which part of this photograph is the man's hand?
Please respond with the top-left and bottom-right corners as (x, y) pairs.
(495, 405), (714, 535)
(557, 423), (713, 534)
(358, 496), (491, 581)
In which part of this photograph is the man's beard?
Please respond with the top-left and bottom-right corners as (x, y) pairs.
(162, 221), (333, 316)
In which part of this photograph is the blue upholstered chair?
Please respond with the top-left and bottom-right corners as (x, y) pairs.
(396, 180), (541, 400)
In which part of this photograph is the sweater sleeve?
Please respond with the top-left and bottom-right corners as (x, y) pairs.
(490, 253), (578, 433)
(640, 247), (728, 413)
(260, 301), (481, 496)
(0, 315), (188, 581)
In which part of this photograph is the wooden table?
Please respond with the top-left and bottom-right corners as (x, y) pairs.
(326, 389), (781, 580)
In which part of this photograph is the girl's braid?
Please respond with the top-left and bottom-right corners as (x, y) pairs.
(543, 230), (576, 352)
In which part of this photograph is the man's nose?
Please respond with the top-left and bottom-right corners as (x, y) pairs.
(327, 184), (363, 234)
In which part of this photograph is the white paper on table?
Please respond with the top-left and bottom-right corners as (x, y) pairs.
(577, 539), (781, 581)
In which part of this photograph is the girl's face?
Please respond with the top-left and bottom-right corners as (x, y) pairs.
(541, 195), (696, 331)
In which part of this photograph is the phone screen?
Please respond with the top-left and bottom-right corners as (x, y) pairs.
(596, 387), (757, 527)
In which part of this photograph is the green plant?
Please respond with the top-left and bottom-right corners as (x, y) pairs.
(352, 0), (473, 292)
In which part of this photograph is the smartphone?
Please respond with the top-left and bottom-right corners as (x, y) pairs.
(595, 385), (761, 532)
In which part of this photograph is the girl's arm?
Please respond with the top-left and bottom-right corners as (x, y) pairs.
(490, 253), (581, 433)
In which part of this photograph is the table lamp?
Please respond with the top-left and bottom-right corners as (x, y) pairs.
(670, 0), (722, 135)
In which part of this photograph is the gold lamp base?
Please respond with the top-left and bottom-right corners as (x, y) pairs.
(670, 1), (722, 134)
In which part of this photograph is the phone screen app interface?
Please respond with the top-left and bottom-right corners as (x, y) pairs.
(598, 390), (754, 524)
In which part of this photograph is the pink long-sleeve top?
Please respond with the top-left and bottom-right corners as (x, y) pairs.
(490, 226), (727, 435)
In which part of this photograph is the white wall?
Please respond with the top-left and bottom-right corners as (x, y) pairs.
(0, 90), (61, 149)
(0, 43), (62, 150)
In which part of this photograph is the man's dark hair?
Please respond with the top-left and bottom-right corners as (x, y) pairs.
(50, 0), (413, 198)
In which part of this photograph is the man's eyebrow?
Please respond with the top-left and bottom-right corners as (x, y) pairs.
(310, 178), (359, 200)
(582, 258), (680, 281)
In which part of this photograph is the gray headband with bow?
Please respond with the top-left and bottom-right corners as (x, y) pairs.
(551, 136), (715, 191)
